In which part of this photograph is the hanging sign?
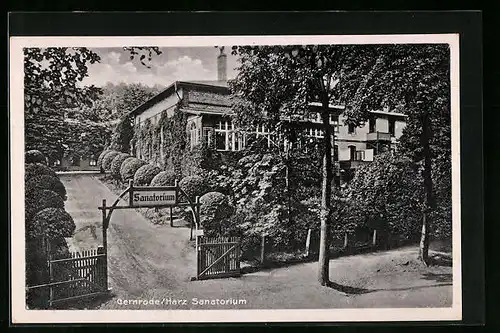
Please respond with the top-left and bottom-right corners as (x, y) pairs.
(129, 186), (177, 207)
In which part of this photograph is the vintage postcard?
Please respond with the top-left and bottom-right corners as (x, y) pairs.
(10, 34), (461, 323)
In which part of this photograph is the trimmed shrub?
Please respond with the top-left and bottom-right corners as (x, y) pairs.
(25, 150), (47, 165)
(97, 149), (111, 171)
(150, 171), (176, 187)
(26, 174), (67, 201)
(179, 175), (209, 202)
(199, 192), (234, 235)
(25, 189), (65, 223)
(120, 157), (147, 182)
(28, 208), (75, 240)
(102, 150), (120, 172)
(25, 163), (57, 179)
(133, 164), (161, 186)
(110, 153), (131, 180)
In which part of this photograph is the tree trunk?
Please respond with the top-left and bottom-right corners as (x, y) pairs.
(419, 110), (434, 266)
(318, 107), (334, 285)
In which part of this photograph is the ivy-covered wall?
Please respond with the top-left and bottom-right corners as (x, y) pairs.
(130, 105), (223, 179)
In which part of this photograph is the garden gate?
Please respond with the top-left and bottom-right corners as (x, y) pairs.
(194, 236), (241, 280)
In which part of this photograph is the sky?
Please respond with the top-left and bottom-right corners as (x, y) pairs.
(81, 46), (239, 89)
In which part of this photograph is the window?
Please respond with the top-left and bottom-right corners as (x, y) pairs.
(215, 120), (243, 151)
(355, 150), (365, 161)
(89, 155), (97, 166)
(349, 146), (356, 160)
(389, 119), (396, 136)
(330, 116), (340, 133)
(369, 117), (376, 133)
(348, 123), (356, 134)
(256, 124), (271, 147)
(202, 127), (213, 147)
(334, 145), (339, 161)
(189, 122), (200, 149)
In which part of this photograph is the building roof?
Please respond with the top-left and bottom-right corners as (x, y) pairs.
(128, 80), (230, 118)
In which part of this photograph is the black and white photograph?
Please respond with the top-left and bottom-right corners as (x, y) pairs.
(10, 33), (462, 323)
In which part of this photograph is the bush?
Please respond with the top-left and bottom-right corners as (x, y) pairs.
(133, 164), (161, 186)
(97, 149), (111, 171)
(25, 163), (57, 179)
(179, 175), (208, 202)
(110, 153), (130, 180)
(150, 171), (177, 187)
(25, 189), (65, 223)
(28, 208), (75, 240)
(26, 174), (67, 201)
(199, 192), (234, 235)
(120, 157), (147, 182)
(25, 150), (47, 165)
(102, 150), (120, 172)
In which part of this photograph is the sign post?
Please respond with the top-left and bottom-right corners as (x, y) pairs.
(98, 179), (202, 288)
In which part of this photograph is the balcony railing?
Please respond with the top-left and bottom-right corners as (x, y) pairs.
(366, 131), (391, 141)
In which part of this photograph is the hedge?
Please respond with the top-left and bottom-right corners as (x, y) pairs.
(25, 163), (57, 179)
(110, 153), (131, 179)
(97, 149), (111, 170)
(102, 150), (120, 172)
(150, 171), (176, 187)
(199, 191), (234, 235)
(25, 189), (65, 223)
(26, 174), (67, 201)
(28, 207), (75, 240)
(179, 175), (208, 202)
(120, 157), (147, 182)
(133, 164), (161, 186)
(25, 150), (47, 165)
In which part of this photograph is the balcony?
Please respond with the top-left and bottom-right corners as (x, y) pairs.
(366, 131), (391, 142)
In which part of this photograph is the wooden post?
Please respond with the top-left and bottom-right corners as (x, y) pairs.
(47, 241), (53, 308)
(260, 234), (266, 265)
(102, 199), (107, 252)
(97, 246), (108, 292)
(372, 229), (377, 247)
(343, 232), (349, 248)
(169, 207), (174, 227)
(305, 228), (312, 257)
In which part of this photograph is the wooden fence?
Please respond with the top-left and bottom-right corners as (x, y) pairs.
(26, 246), (108, 308)
(195, 236), (241, 280)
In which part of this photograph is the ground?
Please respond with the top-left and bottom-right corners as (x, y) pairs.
(60, 173), (453, 310)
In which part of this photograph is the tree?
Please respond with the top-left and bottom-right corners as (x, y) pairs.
(340, 44), (451, 265)
(230, 45), (370, 285)
(24, 48), (102, 160)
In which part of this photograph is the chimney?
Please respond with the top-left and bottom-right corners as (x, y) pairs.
(217, 48), (227, 82)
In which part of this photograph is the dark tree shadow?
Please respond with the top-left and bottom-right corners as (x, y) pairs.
(421, 272), (453, 283)
(325, 281), (375, 295)
(429, 253), (453, 267)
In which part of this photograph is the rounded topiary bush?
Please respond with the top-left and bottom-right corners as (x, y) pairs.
(25, 163), (57, 179)
(150, 171), (176, 187)
(97, 149), (111, 171)
(120, 157), (147, 182)
(110, 153), (130, 180)
(25, 150), (47, 165)
(133, 164), (161, 186)
(199, 191), (234, 234)
(25, 189), (65, 223)
(102, 150), (120, 172)
(28, 207), (75, 240)
(179, 175), (208, 201)
(26, 174), (67, 201)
